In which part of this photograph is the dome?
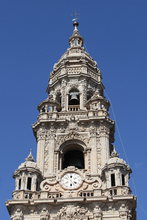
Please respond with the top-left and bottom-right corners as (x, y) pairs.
(18, 160), (39, 170)
(107, 157), (127, 166)
(15, 151), (41, 174)
(104, 149), (130, 170)
(86, 89), (110, 107)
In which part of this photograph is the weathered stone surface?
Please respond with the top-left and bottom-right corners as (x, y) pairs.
(6, 21), (136, 220)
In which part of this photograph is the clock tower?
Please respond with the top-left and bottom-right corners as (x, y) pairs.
(6, 20), (136, 220)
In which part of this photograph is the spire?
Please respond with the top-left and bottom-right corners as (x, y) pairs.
(25, 149), (34, 162)
(69, 19), (84, 48)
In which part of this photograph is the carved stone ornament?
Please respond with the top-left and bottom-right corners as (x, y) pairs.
(85, 176), (102, 188)
(121, 187), (130, 195)
(40, 208), (50, 220)
(56, 131), (89, 147)
(40, 179), (58, 191)
(37, 127), (56, 141)
(119, 211), (128, 219)
(57, 205), (88, 220)
(11, 209), (23, 220)
(67, 67), (82, 75)
(13, 192), (22, 200)
(98, 125), (110, 136)
(93, 205), (102, 219)
(37, 128), (47, 141)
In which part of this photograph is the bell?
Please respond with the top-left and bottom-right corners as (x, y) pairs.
(63, 150), (84, 169)
(70, 92), (79, 101)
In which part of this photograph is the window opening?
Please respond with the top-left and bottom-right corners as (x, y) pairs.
(18, 179), (21, 190)
(122, 174), (125, 186)
(27, 177), (32, 190)
(42, 106), (45, 113)
(111, 174), (116, 187)
(114, 189), (117, 195)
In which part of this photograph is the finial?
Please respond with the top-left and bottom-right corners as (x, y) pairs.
(25, 148), (34, 162)
(72, 18), (79, 31)
(111, 146), (119, 158)
(72, 11), (79, 31)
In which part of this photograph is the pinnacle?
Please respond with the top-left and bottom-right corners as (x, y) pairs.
(25, 149), (34, 162)
(111, 147), (119, 158)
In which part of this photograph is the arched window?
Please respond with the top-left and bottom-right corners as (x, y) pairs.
(122, 174), (125, 186)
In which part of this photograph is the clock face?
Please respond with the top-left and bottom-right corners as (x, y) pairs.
(60, 173), (82, 189)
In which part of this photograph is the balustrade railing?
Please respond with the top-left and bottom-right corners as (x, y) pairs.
(68, 105), (80, 111)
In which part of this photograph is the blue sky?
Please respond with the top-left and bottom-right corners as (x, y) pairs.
(0, 0), (147, 219)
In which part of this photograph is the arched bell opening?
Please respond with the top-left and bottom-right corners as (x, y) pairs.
(60, 142), (85, 170)
(62, 150), (84, 169)
(68, 89), (80, 111)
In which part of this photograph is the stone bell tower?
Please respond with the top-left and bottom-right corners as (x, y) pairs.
(6, 20), (136, 220)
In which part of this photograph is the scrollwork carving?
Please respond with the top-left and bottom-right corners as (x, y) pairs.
(40, 179), (58, 191)
(56, 131), (89, 147)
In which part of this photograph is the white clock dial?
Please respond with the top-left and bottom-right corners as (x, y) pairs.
(60, 173), (82, 189)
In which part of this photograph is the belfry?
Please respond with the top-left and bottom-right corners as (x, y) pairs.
(6, 21), (136, 220)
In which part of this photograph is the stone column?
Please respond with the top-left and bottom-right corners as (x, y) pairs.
(89, 123), (98, 174)
(84, 148), (91, 173)
(106, 172), (111, 188)
(32, 175), (37, 191)
(58, 151), (63, 170)
(90, 136), (97, 174)
(116, 169), (121, 186)
(22, 172), (26, 190)
(15, 178), (19, 190)
(79, 80), (87, 110)
(66, 93), (69, 111)
(54, 151), (59, 173)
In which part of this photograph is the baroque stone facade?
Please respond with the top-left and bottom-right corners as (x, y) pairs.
(6, 20), (136, 219)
